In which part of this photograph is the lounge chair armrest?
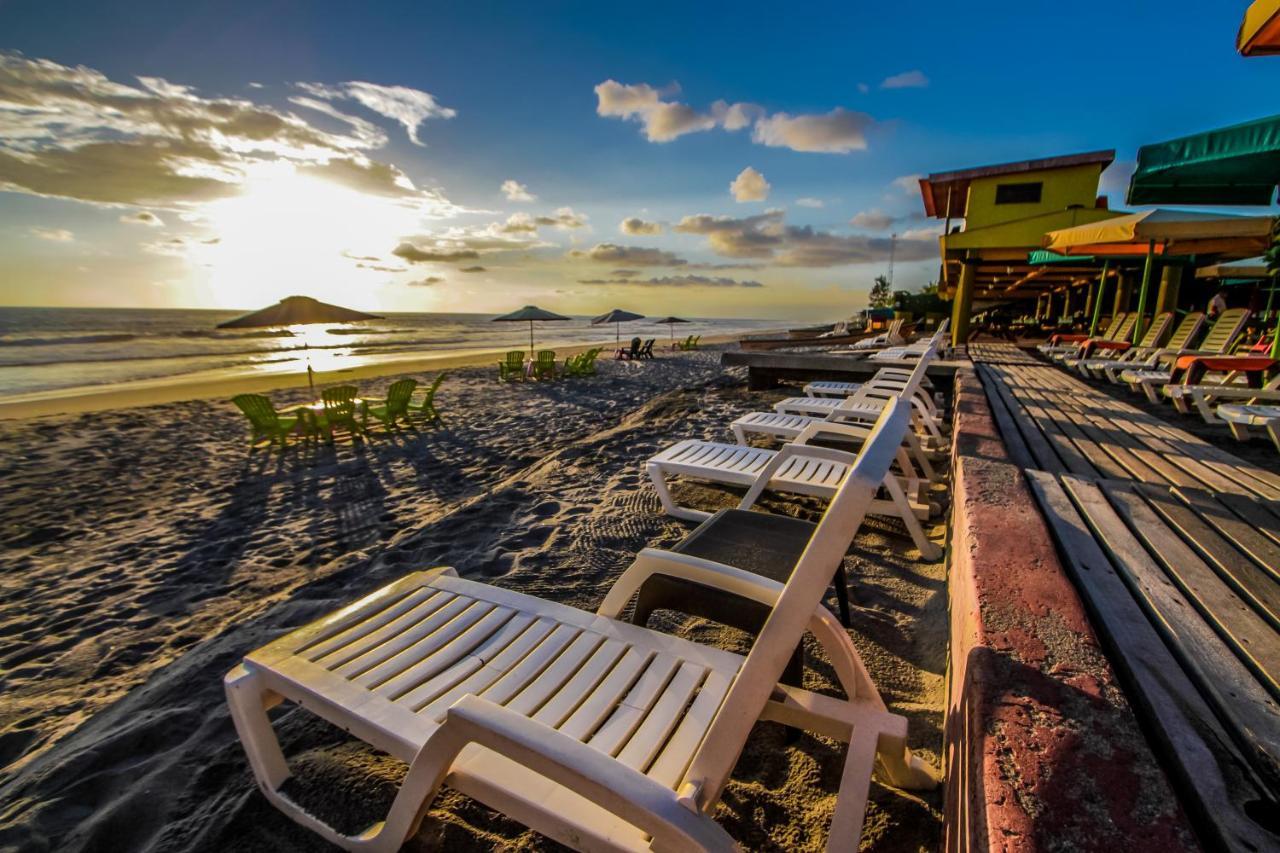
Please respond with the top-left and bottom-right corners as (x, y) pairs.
(437, 694), (734, 850)
(738, 441), (859, 510)
(792, 420), (873, 447)
(599, 547), (785, 618)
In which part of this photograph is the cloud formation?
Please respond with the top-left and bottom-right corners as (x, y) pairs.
(730, 167), (770, 202)
(795, 197), (824, 208)
(881, 70), (929, 89)
(458, 265), (486, 272)
(30, 227), (73, 241)
(407, 276), (444, 286)
(0, 52), (456, 213)
(595, 79), (876, 154)
(675, 209), (935, 267)
(892, 174), (924, 194)
(579, 274), (763, 288)
(501, 179), (535, 201)
(392, 243), (480, 263)
(567, 243), (687, 266)
(850, 209), (897, 230)
(296, 80), (455, 145)
(620, 217), (661, 235)
(119, 210), (163, 226)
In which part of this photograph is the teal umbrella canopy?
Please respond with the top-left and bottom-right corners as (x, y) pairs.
(493, 305), (571, 354)
(1127, 114), (1280, 206)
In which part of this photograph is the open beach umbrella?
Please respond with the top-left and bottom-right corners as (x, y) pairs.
(653, 315), (691, 343)
(1127, 114), (1280, 205)
(217, 295), (381, 396)
(1239, 0), (1280, 56)
(492, 304), (570, 356)
(1044, 210), (1276, 342)
(591, 308), (645, 344)
(217, 295), (381, 328)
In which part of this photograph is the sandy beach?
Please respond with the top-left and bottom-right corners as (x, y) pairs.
(0, 346), (945, 851)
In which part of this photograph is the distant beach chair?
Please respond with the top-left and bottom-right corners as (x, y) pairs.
(1085, 312), (1206, 383)
(497, 350), (526, 382)
(638, 339), (656, 359)
(617, 336), (642, 360)
(672, 334), (695, 351)
(1216, 403), (1280, 452)
(531, 350), (558, 380)
(1120, 308), (1251, 402)
(312, 385), (364, 442)
(412, 373), (447, 425)
(568, 347), (601, 376)
(364, 378), (418, 431)
(232, 394), (300, 450)
(224, 398), (938, 852)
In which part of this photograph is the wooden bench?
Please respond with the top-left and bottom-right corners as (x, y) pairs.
(1027, 471), (1280, 850)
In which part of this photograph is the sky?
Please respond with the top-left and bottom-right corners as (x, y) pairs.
(0, 0), (1276, 321)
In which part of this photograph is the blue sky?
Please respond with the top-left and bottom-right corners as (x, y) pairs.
(0, 1), (1275, 319)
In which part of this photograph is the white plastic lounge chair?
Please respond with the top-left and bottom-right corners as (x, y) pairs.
(1120, 308), (1251, 403)
(225, 400), (939, 852)
(1166, 373), (1280, 422)
(1062, 311), (1172, 372)
(868, 320), (950, 363)
(829, 318), (905, 352)
(646, 432), (942, 560)
(1036, 312), (1127, 358)
(1077, 312), (1205, 382)
(775, 370), (945, 449)
(1216, 403), (1280, 452)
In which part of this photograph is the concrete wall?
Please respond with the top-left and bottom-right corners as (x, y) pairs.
(943, 368), (1198, 851)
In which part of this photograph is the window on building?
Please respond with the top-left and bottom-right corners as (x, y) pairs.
(995, 182), (1043, 204)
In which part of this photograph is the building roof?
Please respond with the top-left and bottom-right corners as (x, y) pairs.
(919, 149), (1116, 218)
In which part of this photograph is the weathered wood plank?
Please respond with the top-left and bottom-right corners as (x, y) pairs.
(1026, 471), (1278, 850)
(977, 364), (1065, 473)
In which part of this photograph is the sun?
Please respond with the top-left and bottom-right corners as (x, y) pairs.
(190, 162), (424, 310)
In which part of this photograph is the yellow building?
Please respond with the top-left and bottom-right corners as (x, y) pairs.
(919, 150), (1123, 345)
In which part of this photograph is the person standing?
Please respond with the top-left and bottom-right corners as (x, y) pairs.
(1208, 289), (1228, 319)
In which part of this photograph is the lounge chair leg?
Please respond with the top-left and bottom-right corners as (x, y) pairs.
(647, 464), (711, 522)
(881, 476), (942, 561)
(731, 423), (748, 445)
(1227, 420), (1251, 442)
(825, 726), (878, 853)
(225, 665), (292, 792)
(1141, 381), (1161, 404)
(902, 432), (937, 482)
(1267, 422), (1280, 454)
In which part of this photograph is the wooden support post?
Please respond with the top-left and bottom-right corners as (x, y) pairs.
(1154, 262), (1182, 317)
(1113, 270), (1133, 317)
(951, 255), (977, 347)
(1133, 240), (1157, 343)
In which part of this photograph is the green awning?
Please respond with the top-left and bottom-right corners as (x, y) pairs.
(1027, 250), (1095, 265)
(1126, 114), (1280, 205)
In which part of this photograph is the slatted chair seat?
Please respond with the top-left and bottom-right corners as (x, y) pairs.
(646, 438), (940, 559)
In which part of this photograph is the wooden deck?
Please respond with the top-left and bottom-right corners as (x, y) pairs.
(972, 344), (1280, 850)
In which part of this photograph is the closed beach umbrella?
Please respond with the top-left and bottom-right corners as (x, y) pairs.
(654, 315), (690, 343)
(492, 304), (570, 355)
(592, 308), (645, 344)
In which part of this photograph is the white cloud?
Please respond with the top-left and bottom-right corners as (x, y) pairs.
(795, 197), (825, 208)
(567, 243), (688, 266)
(579, 273), (763, 288)
(857, 83), (870, 94)
(30, 227), (73, 241)
(296, 80), (455, 145)
(407, 276), (444, 286)
(850, 209), (896, 230)
(501, 179), (535, 202)
(892, 174), (924, 194)
(752, 108), (872, 154)
(620, 216), (662, 235)
(119, 210), (163, 227)
(595, 79), (878, 154)
(881, 70), (929, 89)
(730, 167), (770, 203)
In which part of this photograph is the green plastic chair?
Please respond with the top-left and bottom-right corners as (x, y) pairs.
(561, 352), (583, 377)
(413, 373), (447, 424)
(364, 378), (418, 430)
(232, 394), (299, 449)
(313, 385), (363, 442)
(532, 350), (557, 380)
(498, 351), (526, 382)
(581, 347), (601, 375)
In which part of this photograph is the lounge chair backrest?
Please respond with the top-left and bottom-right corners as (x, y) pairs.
(233, 394), (281, 430)
(1136, 312), (1174, 348)
(1199, 308), (1250, 353)
(504, 351), (525, 367)
(322, 385), (358, 417)
(1101, 312), (1127, 340)
(685, 397), (911, 807)
(1110, 313), (1139, 343)
(386, 378), (417, 415)
(628, 337), (642, 357)
(1165, 312), (1205, 351)
(535, 350), (555, 364)
(835, 345), (934, 415)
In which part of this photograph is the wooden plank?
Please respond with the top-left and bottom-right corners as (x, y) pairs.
(980, 365), (1071, 473)
(1215, 492), (1280, 550)
(1136, 485), (1280, 631)
(1026, 470), (1276, 850)
(1170, 486), (1280, 589)
(976, 363), (1037, 470)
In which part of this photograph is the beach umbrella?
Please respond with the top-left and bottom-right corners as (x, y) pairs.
(492, 304), (570, 356)
(216, 295), (381, 328)
(1239, 1), (1280, 57)
(653, 315), (691, 343)
(217, 295), (381, 396)
(1127, 114), (1280, 204)
(591, 308), (645, 344)
(1044, 210), (1275, 342)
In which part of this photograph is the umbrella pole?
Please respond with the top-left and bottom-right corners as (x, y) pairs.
(1133, 241), (1156, 344)
(305, 342), (316, 397)
(1089, 260), (1110, 337)
(616, 323), (621, 345)
(1271, 272), (1280, 359)
(529, 320), (535, 357)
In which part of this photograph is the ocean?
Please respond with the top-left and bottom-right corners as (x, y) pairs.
(0, 307), (780, 401)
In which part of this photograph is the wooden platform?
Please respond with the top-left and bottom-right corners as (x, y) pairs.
(970, 344), (1280, 849)
(720, 350), (965, 390)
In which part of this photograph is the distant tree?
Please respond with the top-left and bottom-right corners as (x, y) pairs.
(869, 274), (893, 308)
